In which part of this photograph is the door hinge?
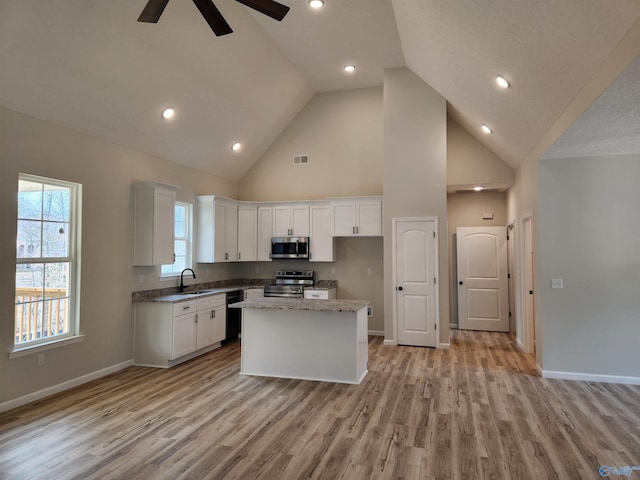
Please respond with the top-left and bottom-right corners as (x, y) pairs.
(435, 323), (437, 330)
(434, 277), (437, 284)
(508, 273), (511, 279)
(509, 311), (512, 317)
(433, 231), (436, 238)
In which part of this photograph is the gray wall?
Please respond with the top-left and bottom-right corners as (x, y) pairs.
(538, 154), (640, 377)
(383, 67), (449, 345)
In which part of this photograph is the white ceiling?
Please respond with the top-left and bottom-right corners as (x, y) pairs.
(2, 0), (640, 181)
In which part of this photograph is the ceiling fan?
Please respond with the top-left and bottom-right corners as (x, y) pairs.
(138, 0), (290, 37)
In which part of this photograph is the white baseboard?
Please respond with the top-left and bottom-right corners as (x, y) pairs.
(367, 330), (384, 337)
(439, 343), (450, 350)
(541, 369), (640, 385)
(0, 359), (134, 413)
(516, 338), (525, 352)
(449, 323), (458, 329)
(383, 338), (396, 346)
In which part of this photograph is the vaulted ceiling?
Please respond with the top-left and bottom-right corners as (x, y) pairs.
(2, 1), (640, 181)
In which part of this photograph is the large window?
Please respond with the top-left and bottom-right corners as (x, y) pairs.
(161, 202), (192, 276)
(14, 174), (81, 348)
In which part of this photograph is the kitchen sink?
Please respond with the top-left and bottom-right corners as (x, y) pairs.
(176, 289), (220, 296)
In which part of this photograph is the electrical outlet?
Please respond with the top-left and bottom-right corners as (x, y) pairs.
(138, 275), (144, 284)
(367, 268), (372, 276)
(551, 278), (564, 289)
(331, 268), (335, 275)
(37, 353), (44, 366)
(367, 306), (373, 317)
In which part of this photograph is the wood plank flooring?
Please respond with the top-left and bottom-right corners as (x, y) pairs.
(1, 330), (639, 479)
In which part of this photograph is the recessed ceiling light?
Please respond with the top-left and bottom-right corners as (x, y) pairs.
(162, 108), (175, 120)
(481, 124), (492, 134)
(231, 142), (241, 152)
(309, 0), (324, 8)
(473, 186), (484, 192)
(496, 76), (510, 88)
(344, 64), (356, 73)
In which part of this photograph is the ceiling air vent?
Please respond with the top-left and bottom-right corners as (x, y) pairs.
(293, 155), (310, 166)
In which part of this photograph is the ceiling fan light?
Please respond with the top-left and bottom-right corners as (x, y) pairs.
(162, 108), (175, 120)
(496, 76), (510, 88)
(473, 186), (484, 192)
(309, 0), (324, 8)
(344, 64), (356, 73)
(481, 124), (492, 134)
(231, 142), (241, 152)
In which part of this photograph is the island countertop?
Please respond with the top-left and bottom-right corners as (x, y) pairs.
(230, 297), (368, 313)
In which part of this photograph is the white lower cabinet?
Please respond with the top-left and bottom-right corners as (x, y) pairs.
(135, 294), (226, 368)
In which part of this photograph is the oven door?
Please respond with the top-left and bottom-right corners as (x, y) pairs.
(271, 237), (309, 259)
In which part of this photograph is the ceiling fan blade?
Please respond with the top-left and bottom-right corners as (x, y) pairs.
(192, 0), (233, 36)
(235, 0), (290, 21)
(138, 0), (171, 23)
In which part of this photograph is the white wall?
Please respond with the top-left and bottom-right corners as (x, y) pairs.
(447, 117), (514, 187)
(0, 106), (237, 406)
(238, 87), (383, 201)
(383, 67), (449, 345)
(237, 88), (386, 332)
(538, 154), (640, 378)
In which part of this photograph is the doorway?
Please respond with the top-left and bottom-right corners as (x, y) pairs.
(393, 218), (438, 347)
(456, 226), (509, 332)
(520, 212), (535, 353)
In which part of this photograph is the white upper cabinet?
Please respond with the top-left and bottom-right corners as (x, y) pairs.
(133, 182), (178, 266)
(331, 197), (382, 237)
(272, 203), (310, 237)
(309, 203), (335, 262)
(237, 204), (258, 262)
(257, 206), (273, 261)
(197, 196), (238, 263)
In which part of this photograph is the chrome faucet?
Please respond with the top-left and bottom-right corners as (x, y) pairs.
(179, 268), (196, 293)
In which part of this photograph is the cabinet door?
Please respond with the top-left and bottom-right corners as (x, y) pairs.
(332, 202), (356, 236)
(272, 206), (292, 236)
(291, 204), (310, 236)
(171, 312), (196, 360)
(226, 203), (238, 261)
(153, 189), (176, 265)
(238, 205), (257, 262)
(257, 206), (273, 261)
(195, 312), (211, 351)
(356, 200), (382, 236)
(213, 203), (227, 262)
(211, 306), (226, 344)
(309, 204), (334, 262)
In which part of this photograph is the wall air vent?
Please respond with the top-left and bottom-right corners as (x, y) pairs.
(293, 155), (310, 165)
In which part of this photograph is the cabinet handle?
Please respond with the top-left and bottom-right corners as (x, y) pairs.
(356, 226), (359, 234)
(211, 310), (215, 318)
(352, 226), (355, 234)
(238, 252), (241, 260)
(183, 306), (192, 310)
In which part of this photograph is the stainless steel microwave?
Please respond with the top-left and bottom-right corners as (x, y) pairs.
(271, 237), (309, 259)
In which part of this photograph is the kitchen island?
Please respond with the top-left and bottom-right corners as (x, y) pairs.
(231, 298), (369, 384)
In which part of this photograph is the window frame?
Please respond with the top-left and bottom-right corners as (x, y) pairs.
(11, 173), (82, 355)
(160, 201), (193, 278)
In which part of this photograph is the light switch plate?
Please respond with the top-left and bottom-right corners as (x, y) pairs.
(551, 278), (563, 289)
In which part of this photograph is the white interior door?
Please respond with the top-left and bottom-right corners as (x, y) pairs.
(396, 219), (437, 347)
(457, 226), (509, 332)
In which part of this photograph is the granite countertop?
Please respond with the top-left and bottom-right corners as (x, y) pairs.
(304, 281), (337, 291)
(230, 297), (368, 313)
(135, 285), (260, 303)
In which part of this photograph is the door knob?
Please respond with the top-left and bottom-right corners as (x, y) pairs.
(398, 286), (403, 291)
(459, 281), (463, 285)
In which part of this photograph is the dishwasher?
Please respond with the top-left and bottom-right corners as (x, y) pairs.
(224, 290), (244, 343)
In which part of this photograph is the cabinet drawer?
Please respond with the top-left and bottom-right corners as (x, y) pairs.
(173, 300), (197, 316)
(304, 289), (336, 300)
(197, 293), (226, 310)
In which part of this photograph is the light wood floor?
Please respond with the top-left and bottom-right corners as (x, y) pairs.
(1, 330), (639, 480)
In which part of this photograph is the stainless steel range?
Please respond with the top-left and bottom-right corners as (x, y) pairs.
(264, 270), (314, 298)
